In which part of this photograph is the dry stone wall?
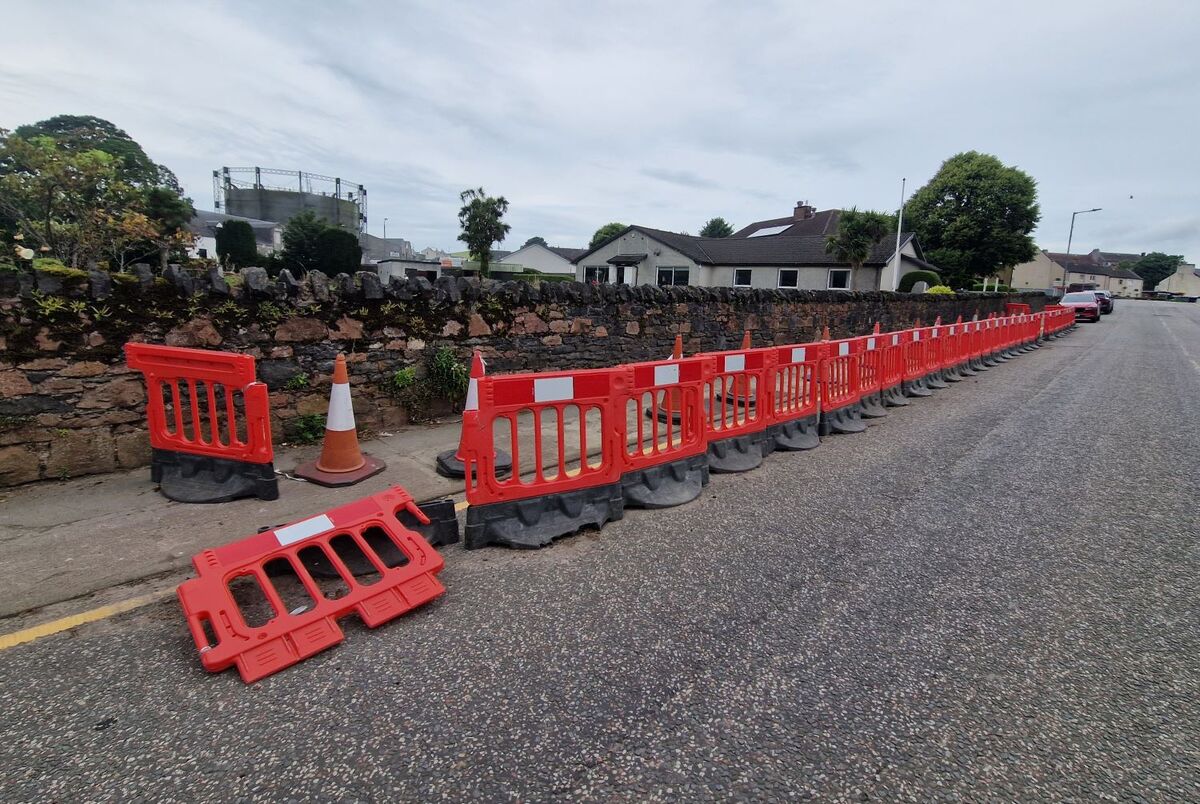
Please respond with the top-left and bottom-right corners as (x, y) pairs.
(0, 265), (1050, 486)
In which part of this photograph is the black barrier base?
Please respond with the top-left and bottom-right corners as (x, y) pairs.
(399, 498), (460, 548)
(464, 483), (624, 549)
(960, 362), (979, 376)
(860, 390), (889, 418)
(970, 357), (988, 372)
(881, 383), (909, 407)
(982, 354), (1000, 367)
(152, 448), (278, 504)
(903, 377), (934, 398)
(436, 449), (512, 479)
(819, 402), (867, 435)
(927, 370), (950, 390)
(707, 432), (771, 473)
(770, 414), (821, 450)
(621, 454), (709, 508)
(943, 364), (964, 382)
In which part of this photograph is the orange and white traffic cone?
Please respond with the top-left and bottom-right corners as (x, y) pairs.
(295, 354), (386, 487)
(436, 352), (511, 479)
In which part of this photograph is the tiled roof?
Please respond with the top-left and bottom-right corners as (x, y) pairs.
(730, 209), (842, 238)
(573, 225), (913, 267)
(1045, 253), (1142, 280)
(546, 246), (586, 261)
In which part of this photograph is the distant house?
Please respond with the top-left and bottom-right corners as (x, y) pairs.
(361, 234), (415, 263)
(571, 203), (932, 291)
(497, 243), (585, 276)
(187, 210), (281, 260)
(1012, 248), (1144, 297)
(1157, 260), (1200, 295)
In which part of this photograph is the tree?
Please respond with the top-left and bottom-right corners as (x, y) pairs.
(14, 114), (180, 191)
(315, 226), (363, 275)
(523, 236), (547, 248)
(215, 219), (258, 268)
(699, 217), (734, 238)
(904, 151), (1040, 287)
(1125, 252), (1183, 290)
(457, 187), (510, 277)
(824, 207), (893, 289)
(140, 186), (194, 268)
(590, 222), (626, 248)
(280, 209), (327, 275)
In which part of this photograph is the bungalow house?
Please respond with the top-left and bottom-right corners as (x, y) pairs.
(1157, 260), (1200, 296)
(1011, 248), (1143, 297)
(497, 243), (585, 276)
(571, 203), (935, 291)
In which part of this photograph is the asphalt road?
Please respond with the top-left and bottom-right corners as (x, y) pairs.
(2, 300), (1197, 802)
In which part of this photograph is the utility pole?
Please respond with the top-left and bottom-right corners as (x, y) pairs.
(1062, 208), (1102, 294)
(891, 177), (906, 291)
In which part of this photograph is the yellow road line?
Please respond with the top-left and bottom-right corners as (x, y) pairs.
(0, 593), (165, 651)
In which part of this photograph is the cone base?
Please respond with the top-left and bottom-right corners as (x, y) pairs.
(436, 449), (512, 479)
(295, 454), (387, 487)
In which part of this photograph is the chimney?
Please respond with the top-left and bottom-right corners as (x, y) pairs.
(793, 200), (815, 220)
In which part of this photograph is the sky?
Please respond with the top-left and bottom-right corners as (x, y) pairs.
(2, 0), (1198, 262)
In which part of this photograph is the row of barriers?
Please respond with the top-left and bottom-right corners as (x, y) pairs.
(461, 306), (1078, 549)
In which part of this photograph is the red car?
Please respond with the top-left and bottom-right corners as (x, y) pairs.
(1059, 291), (1103, 322)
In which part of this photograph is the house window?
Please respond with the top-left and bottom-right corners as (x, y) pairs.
(827, 269), (851, 290)
(657, 267), (689, 286)
(777, 269), (799, 289)
(584, 265), (608, 283)
(197, 248), (208, 259)
(733, 269), (752, 288)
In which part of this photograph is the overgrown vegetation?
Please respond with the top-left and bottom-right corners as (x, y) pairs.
(427, 347), (470, 399)
(284, 372), (310, 391)
(288, 414), (326, 445)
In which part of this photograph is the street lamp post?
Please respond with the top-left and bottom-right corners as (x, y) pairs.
(383, 217), (388, 241)
(1062, 207), (1101, 294)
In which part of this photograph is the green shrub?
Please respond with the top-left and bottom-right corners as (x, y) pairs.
(898, 270), (940, 293)
(970, 282), (1012, 292)
(384, 366), (433, 421)
(284, 372), (309, 391)
(289, 414), (326, 445)
(427, 347), (470, 399)
(33, 258), (88, 280)
(925, 285), (955, 295)
(0, 260), (20, 273)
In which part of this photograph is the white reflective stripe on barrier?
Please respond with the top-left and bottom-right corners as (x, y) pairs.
(892, 334), (900, 345)
(654, 364), (679, 386)
(534, 376), (574, 402)
(276, 514), (334, 547)
(914, 331), (921, 341)
(838, 342), (850, 356)
(326, 383), (356, 432)
(791, 347), (807, 363)
(950, 326), (957, 334)
(724, 354), (745, 372)
(933, 329), (939, 338)
(867, 337), (876, 350)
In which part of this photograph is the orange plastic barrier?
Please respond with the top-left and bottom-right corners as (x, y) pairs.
(703, 346), (775, 471)
(852, 333), (890, 418)
(769, 342), (822, 448)
(902, 329), (935, 397)
(177, 486), (445, 683)
(819, 337), (866, 434)
(125, 343), (277, 503)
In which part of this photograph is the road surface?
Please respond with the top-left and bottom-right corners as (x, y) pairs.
(1, 300), (1197, 801)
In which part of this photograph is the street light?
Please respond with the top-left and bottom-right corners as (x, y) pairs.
(1062, 207), (1101, 294)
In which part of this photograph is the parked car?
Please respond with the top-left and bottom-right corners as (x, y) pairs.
(1059, 291), (1103, 322)
(1093, 289), (1115, 313)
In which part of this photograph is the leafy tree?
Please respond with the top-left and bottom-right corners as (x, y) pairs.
(1124, 252), (1183, 290)
(280, 209), (327, 275)
(589, 222), (626, 248)
(523, 236), (547, 247)
(139, 186), (194, 267)
(215, 219), (258, 268)
(315, 226), (363, 275)
(699, 217), (734, 238)
(14, 114), (180, 190)
(457, 187), (510, 277)
(824, 207), (893, 289)
(904, 151), (1040, 286)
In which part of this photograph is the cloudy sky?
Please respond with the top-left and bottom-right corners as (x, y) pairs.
(2, 1), (1197, 261)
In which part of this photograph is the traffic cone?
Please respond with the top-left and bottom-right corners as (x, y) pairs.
(653, 335), (685, 424)
(295, 354), (386, 487)
(436, 352), (512, 479)
(740, 330), (751, 349)
(873, 322), (882, 335)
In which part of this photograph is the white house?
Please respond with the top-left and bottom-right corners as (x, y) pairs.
(571, 204), (933, 291)
(496, 243), (585, 276)
(186, 210), (281, 261)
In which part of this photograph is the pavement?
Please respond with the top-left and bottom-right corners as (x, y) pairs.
(1, 300), (1198, 801)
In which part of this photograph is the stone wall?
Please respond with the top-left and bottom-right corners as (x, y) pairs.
(0, 266), (1050, 486)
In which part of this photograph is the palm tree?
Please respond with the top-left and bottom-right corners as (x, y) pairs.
(825, 207), (892, 289)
